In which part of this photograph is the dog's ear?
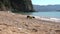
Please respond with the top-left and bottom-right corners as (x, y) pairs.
(27, 15), (30, 18)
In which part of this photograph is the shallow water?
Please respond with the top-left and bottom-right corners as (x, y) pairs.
(31, 11), (60, 18)
(14, 11), (60, 18)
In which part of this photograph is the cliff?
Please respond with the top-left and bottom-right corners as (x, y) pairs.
(0, 0), (33, 12)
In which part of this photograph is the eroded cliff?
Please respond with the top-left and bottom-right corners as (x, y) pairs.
(0, 0), (33, 12)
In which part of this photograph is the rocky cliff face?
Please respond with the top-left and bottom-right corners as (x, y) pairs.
(0, 0), (33, 12)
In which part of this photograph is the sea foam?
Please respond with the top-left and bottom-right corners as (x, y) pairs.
(35, 16), (60, 22)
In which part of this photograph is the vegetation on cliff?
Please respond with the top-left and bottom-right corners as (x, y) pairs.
(0, 0), (34, 12)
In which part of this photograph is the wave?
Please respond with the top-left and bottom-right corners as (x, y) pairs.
(35, 16), (60, 22)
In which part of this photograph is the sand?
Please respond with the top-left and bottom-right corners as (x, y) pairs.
(0, 11), (60, 34)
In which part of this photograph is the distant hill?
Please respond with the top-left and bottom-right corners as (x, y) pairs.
(33, 5), (60, 11)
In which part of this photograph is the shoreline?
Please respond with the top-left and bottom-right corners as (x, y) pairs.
(28, 15), (60, 22)
(0, 11), (60, 22)
(7, 11), (60, 22)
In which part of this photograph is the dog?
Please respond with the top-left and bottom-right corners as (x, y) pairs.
(27, 15), (35, 19)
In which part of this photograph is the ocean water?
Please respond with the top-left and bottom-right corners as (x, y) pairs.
(31, 11), (60, 18)
(14, 11), (60, 18)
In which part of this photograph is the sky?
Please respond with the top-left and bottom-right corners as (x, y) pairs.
(32, 0), (60, 5)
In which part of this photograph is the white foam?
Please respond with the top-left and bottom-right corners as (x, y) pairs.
(50, 18), (60, 22)
(35, 16), (60, 22)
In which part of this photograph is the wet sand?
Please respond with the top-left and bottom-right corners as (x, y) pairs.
(0, 11), (60, 34)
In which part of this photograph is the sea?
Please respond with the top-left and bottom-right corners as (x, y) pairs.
(15, 11), (60, 18)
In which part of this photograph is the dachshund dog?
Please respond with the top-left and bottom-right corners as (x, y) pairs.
(27, 15), (35, 19)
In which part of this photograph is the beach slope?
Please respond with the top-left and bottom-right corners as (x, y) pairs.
(0, 11), (60, 34)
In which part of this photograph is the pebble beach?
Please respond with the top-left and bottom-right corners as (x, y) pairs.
(0, 11), (60, 34)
